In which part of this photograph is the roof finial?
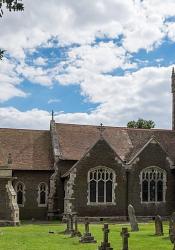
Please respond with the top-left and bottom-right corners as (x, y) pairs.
(51, 110), (54, 121)
(97, 123), (105, 138)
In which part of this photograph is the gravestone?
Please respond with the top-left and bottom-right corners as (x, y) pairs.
(71, 214), (82, 237)
(155, 215), (163, 236)
(128, 204), (139, 232)
(64, 214), (71, 235)
(169, 212), (175, 243)
(98, 223), (113, 250)
(79, 217), (97, 243)
(121, 227), (130, 250)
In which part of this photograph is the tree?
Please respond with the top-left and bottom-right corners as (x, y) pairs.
(127, 118), (155, 129)
(0, 0), (24, 60)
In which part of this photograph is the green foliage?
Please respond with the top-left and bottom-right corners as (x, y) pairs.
(0, 222), (171, 250)
(0, 0), (24, 17)
(0, 0), (24, 60)
(127, 118), (155, 129)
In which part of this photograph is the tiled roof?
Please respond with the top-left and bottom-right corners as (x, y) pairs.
(0, 128), (54, 170)
(55, 123), (175, 162)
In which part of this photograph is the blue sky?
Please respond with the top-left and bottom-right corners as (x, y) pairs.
(0, 0), (175, 129)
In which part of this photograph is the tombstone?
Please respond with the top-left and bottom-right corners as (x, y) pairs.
(79, 217), (97, 243)
(71, 214), (82, 237)
(121, 228), (130, 250)
(64, 214), (71, 235)
(169, 212), (175, 243)
(155, 215), (164, 236)
(128, 204), (139, 232)
(98, 223), (113, 250)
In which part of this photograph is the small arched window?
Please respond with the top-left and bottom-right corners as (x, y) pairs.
(38, 183), (48, 207)
(88, 167), (116, 204)
(140, 167), (166, 203)
(15, 182), (25, 206)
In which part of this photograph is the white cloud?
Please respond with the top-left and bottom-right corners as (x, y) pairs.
(0, 66), (172, 130)
(48, 98), (61, 104)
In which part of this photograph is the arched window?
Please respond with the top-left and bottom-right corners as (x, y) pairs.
(38, 183), (48, 207)
(88, 167), (116, 204)
(15, 182), (25, 206)
(140, 167), (166, 203)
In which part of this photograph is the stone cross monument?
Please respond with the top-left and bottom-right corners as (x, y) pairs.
(79, 217), (96, 243)
(98, 223), (113, 250)
(121, 227), (130, 250)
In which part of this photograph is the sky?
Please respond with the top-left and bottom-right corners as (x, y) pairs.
(0, 0), (175, 130)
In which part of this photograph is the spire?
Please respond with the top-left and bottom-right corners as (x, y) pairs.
(51, 110), (54, 121)
(172, 67), (175, 93)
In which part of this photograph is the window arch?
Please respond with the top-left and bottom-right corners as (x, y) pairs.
(38, 182), (48, 207)
(15, 182), (25, 206)
(88, 167), (116, 204)
(140, 166), (166, 203)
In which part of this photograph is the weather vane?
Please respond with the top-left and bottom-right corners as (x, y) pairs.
(97, 123), (105, 138)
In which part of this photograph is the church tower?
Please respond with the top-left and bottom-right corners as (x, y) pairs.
(172, 67), (175, 130)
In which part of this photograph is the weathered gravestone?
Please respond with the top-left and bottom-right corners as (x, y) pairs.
(169, 212), (175, 243)
(128, 204), (139, 232)
(155, 215), (164, 236)
(71, 214), (82, 237)
(121, 227), (130, 250)
(79, 217), (97, 243)
(64, 214), (71, 235)
(98, 224), (113, 250)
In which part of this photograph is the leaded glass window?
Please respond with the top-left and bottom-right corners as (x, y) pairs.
(38, 183), (48, 206)
(140, 167), (166, 203)
(88, 167), (115, 204)
(15, 182), (25, 206)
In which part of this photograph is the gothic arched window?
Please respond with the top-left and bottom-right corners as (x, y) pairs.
(38, 183), (48, 206)
(140, 167), (166, 203)
(15, 182), (25, 206)
(88, 167), (116, 204)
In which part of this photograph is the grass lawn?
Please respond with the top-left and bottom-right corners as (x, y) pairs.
(0, 221), (173, 250)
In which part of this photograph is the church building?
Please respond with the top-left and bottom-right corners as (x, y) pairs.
(1, 70), (175, 225)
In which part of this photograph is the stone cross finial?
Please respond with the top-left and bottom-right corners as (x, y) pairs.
(121, 227), (130, 250)
(98, 224), (113, 250)
(97, 123), (105, 138)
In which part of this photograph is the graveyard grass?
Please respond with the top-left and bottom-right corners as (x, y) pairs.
(0, 222), (172, 250)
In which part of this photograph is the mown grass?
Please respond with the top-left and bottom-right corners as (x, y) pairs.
(0, 221), (173, 250)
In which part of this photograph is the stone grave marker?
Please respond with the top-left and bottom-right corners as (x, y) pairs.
(79, 217), (96, 243)
(71, 214), (82, 237)
(121, 227), (130, 250)
(128, 204), (139, 232)
(98, 223), (113, 250)
(169, 212), (175, 243)
(155, 215), (163, 236)
(64, 214), (71, 235)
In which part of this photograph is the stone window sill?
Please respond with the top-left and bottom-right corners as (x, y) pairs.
(38, 204), (47, 207)
(87, 202), (116, 206)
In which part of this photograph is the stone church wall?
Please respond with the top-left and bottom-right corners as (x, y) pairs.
(128, 141), (175, 217)
(69, 139), (127, 218)
(13, 170), (52, 220)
